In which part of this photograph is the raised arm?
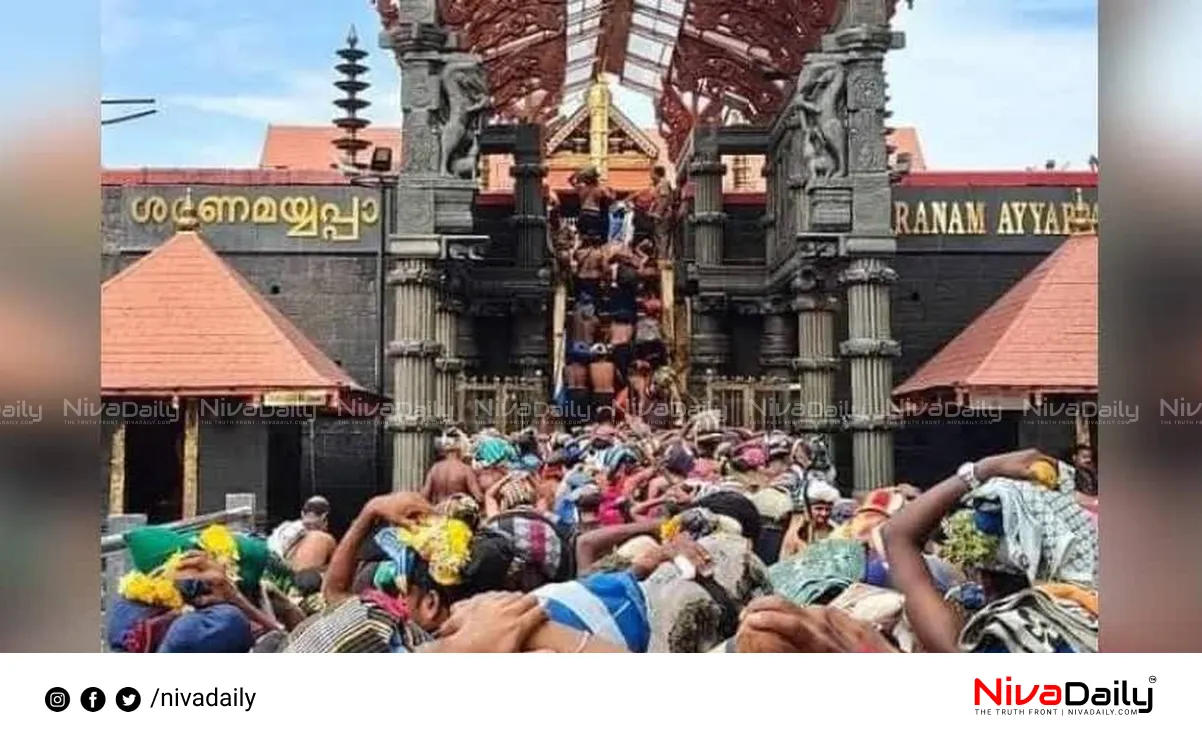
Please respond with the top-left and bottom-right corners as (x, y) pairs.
(323, 493), (431, 605)
(881, 449), (1051, 653)
(575, 519), (663, 574)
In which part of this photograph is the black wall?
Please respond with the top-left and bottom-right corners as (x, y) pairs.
(104, 184), (385, 528)
(103, 180), (1095, 507)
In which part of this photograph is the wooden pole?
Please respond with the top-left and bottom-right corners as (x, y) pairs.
(659, 259), (676, 351)
(182, 399), (199, 518)
(679, 296), (693, 394)
(551, 275), (567, 409)
(1075, 405), (1092, 448)
(107, 419), (126, 515)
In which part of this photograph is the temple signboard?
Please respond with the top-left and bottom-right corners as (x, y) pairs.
(107, 186), (382, 252)
(892, 185), (1097, 253)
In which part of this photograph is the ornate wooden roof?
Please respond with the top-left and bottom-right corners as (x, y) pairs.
(546, 95), (660, 160)
(378, 1), (861, 161)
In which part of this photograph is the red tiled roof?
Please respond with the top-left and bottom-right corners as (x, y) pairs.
(101, 228), (368, 400)
(894, 233), (1098, 401)
(891, 127), (926, 172)
(102, 126), (1094, 196)
(254, 124), (929, 195)
(260, 124), (402, 171)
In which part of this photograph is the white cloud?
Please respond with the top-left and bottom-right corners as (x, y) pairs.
(886, 0), (1097, 169)
(166, 59), (402, 128)
(102, 0), (193, 58)
(101, 0), (140, 57)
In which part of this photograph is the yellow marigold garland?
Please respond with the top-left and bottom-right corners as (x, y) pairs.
(197, 524), (239, 564)
(118, 552), (186, 610)
(660, 515), (683, 542)
(397, 517), (473, 586)
(118, 525), (242, 609)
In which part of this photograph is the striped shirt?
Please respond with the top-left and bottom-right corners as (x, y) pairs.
(533, 571), (650, 653)
(283, 596), (431, 653)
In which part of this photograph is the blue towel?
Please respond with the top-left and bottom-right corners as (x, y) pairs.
(534, 571), (650, 652)
(608, 206), (627, 243)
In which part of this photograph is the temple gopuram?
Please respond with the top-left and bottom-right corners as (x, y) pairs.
(101, 0), (1098, 530)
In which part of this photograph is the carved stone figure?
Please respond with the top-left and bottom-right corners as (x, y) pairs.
(439, 60), (490, 179)
(796, 62), (847, 183)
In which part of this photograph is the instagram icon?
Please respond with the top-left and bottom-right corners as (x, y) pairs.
(44, 687), (70, 712)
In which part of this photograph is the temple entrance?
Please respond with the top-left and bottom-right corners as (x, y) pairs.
(123, 417), (183, 524)
(266, 423), (303, 528)
(543, 77), (679, 428)
(373, 0), (905, 488)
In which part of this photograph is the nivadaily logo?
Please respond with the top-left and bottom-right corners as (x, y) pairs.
(974, 677), (1154, 715)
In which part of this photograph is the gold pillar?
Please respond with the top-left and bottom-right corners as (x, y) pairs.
(108, 419), (126, 515)
(182, 399), (199, 518)
(586, 75), (611, 178)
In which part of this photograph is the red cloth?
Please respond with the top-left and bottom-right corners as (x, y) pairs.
(614, 388), (630, 421)
(631, 189), (656, 212)
(691, 459), (718, 479)
(122, 610), (181, 653)
(598, 480), (628, 526)
(361, 589), (410, 621)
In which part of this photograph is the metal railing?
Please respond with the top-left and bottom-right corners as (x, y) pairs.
(100, 493), (257, 647)
(455, 375), (547, 433)
(702, 372), (798, 430)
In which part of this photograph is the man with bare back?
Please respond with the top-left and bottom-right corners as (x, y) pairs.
(421, 432), (483, 505)
(572, 166), (615, 246)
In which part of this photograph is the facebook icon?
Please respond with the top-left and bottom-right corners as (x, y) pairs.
(80, 687), (105, 712)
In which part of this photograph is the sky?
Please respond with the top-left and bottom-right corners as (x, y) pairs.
(99, 0), (1098, 170)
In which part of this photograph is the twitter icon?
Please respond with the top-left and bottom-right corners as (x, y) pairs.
(115, 687), (141, 712)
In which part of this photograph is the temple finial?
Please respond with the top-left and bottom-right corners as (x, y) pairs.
(1067, 187), (1095, 235)
(175, 187), (200, 232)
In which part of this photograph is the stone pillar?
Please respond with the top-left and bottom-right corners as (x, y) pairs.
(689, 124), (726, 267)
(388, 242), (442, 490)
(380, 5), (489, 488)
(761, 161), (778, 266)
(692, 294), (729, 375)
(760, 298), (797, 381)
(841, 259), (898, 490)
(784, 0), (901, 494)
(434, 296), (464, 425)
(511, 124), (548, 269)
(688, 126), (728, 378)
(759, 298), (797, 429)
(792, 255), (840, 435)
(838, 2), (901, 492)
(514, 296), (550, 380)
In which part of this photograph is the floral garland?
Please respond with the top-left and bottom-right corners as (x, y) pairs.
(659, 515), (684, 542)
(118, 552), (187, 610)
(117, 525), (241, 610)
(397, 517), (473, 586)
(939, 509), (999, 574)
